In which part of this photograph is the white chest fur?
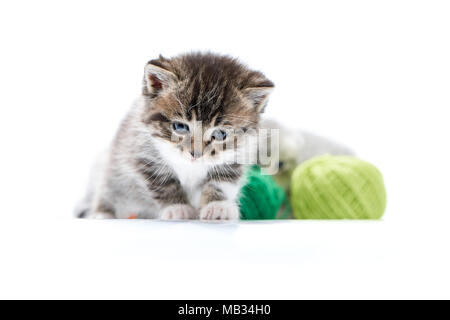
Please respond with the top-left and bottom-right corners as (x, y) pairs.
(172, 160), (208, 209)
(152, 139), (210, 209)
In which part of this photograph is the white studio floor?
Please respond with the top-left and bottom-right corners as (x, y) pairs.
(1, 0), (450, 301)
(1, 217), (449, 299)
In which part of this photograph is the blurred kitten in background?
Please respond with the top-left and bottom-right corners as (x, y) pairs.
(261, 118), (354, 196)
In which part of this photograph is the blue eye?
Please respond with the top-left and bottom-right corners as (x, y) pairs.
(211, 129), (227, 141)
(172, 122), (189, 134)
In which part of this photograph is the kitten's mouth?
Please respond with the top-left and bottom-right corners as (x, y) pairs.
(189, 156), (207, 163)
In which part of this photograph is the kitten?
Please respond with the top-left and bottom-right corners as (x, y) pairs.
(78, 53), (274, 220)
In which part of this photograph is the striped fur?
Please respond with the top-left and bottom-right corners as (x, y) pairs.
(80, 52), (274, 220)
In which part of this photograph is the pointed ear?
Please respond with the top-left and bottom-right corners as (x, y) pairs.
(143, 63), (177, 96)
(243, 87), (274, 113)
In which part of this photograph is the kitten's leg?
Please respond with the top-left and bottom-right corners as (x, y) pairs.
(199, 182), (241, 221)
(75, 151), (115, 219)
(160, 204), (195, 220)
(137, 163), (194, 220)
(86, 201), (116, 219)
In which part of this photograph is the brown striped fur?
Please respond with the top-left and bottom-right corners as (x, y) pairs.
(142, 52), (274, 161)
(81, 52), (274, 220)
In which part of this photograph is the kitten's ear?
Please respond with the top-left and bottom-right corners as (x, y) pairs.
(143, 62), (177, 96)
(243, 86), (274, 113)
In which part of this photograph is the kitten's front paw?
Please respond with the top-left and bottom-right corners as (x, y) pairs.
(200, 201), (240, 221)
(160, 204), (195, 220)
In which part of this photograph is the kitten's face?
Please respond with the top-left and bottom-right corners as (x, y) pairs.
(141, 53), (274, 165)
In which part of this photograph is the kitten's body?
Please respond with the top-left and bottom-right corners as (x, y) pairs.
(79, 53), (274, 220)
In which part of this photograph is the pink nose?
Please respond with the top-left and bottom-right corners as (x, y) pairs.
(190, 150), (202, 159)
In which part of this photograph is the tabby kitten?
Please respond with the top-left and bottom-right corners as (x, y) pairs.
(79, 53), (274, 220)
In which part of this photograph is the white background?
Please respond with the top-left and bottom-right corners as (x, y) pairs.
(0, 0), (449, 299)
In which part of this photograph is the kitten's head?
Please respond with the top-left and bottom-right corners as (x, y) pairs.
(141, 53), (274, 165)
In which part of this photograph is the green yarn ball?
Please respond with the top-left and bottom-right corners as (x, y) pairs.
(240, 166), (290, 220)
(291, 155), (387, 219)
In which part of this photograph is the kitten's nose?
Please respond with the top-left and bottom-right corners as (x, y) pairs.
(190, 150), (202, 159)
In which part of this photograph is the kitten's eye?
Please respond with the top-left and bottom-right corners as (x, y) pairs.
(172, 121), (189, 134)
(211, 129), (227, 141)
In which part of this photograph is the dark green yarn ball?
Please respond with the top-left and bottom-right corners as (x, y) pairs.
(239, 166), (289, 220)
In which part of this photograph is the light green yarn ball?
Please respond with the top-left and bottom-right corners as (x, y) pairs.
(291, 155), (387, 219)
